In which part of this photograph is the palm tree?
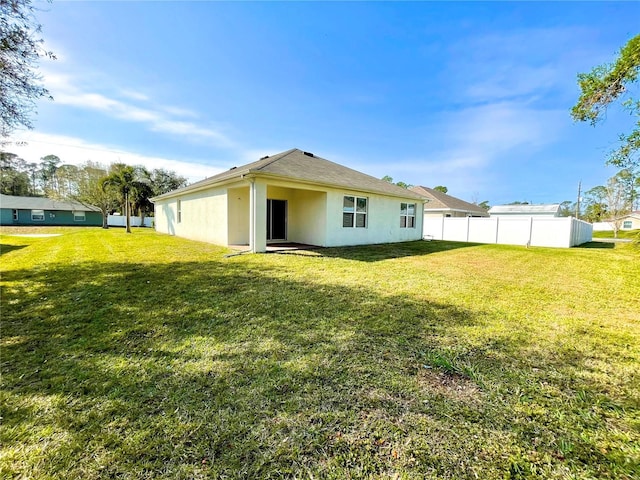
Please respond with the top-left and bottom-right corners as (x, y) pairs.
(131, 180), (154, 227)
(101, 164), (145, 233)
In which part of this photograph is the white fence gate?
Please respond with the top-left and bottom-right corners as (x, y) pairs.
(107, 215), (153, 228)
(424, 216), (592, 248)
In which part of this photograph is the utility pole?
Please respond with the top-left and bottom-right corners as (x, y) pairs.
(575, 180), (582, 219)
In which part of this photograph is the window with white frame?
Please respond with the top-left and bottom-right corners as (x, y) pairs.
(623, 220), (632, 229)
(400, 203), (416, 228)
(73, 211), (86, 221)
(177, 199), (182, 223)
(343, 196), (367, 228)
(31, 209), (44, 221)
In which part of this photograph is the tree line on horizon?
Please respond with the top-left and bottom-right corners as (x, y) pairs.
(0, 152), (188, 229)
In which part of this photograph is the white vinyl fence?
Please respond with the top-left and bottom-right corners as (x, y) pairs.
(107, 214), (153, 228)
(592, 222), (614, 231)
(424, 216), (592, 248)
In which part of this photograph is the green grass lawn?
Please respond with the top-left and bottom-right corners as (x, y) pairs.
(1, 228), (639, 479)
(592, 229), (640, 240)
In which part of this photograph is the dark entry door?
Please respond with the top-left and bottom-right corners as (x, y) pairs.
(267, 199), (287, 241)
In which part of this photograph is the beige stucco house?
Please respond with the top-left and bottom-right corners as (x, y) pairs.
(151, 149), (426, 252)
(409, 186), (489, 218)
(619, 211), (640, 230)
(593, 211), (640, 231)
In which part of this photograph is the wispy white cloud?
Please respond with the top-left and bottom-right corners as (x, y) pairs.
(41, 70), (235, 148)
(6, 132), (223, 184)
(160, 105), (200, 119)
(448, 26), (597, 103)
(371, 101), (568, 199)
(119, 89), (150, 102)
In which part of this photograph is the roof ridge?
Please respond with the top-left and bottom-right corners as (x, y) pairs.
(251, 148), (299, 172)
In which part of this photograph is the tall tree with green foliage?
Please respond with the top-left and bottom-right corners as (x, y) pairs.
(615, 167), (640, 210)
(73, 162), (119, 229)
(433, 185), (448, 194)
(381, 175), (412, 189)
(38, 154), (60, 195)
(571, 34), (640, 169)
(146, 167), (187, 196)
(582, 185), (609, 222)
(1, 0), (54, 139)
(604, 173), (632, 238)
(100, 164), (148, 233)
(0, 151), (30, 195)
(477, 200), (490, 211)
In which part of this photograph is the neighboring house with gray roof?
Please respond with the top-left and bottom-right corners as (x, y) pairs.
(488, 204), (561, 217)
(0, 194), (102, 226)
(409, 186), (489, 218)
(151, 148), (426, 252)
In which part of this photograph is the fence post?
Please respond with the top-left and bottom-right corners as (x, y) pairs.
(569, 217), (575, 247)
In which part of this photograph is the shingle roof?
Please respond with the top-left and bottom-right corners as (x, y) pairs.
(409, 186), (488, 215)
(152, 149), (425, 201)
(0, 194), (101, 212)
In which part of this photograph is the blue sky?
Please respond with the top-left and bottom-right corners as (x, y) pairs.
(8, 1), (640, 205)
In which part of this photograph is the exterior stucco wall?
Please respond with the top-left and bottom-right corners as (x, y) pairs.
(154, 186), (228, 245)
(324, 189), (423, 247)
(289, 189), (327, 246)
(622, 216), (640, 229)
(153, 202), (174, 235)
(227, 186), (250, 245)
